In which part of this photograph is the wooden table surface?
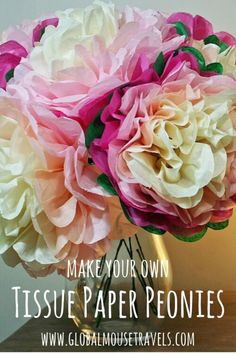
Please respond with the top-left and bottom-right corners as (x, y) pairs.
(1, 291), (236, 352)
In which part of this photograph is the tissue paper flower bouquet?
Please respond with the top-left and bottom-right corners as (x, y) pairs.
(1, 1), (236, 281)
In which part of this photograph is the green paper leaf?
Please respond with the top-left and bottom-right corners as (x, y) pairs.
(204, 62), (223, 74)
(207, 220), (229, 230)
(173, 226), (208, 242)
(153, 52), (165, 77)
(180, 46), (206, 70)
(219, 42), (229, 53)
(204, 34), (229, 53)
(97, 173), (117, 196)
(142, 225), (166, 235)
(5, 69), (14, 83)
(204, 34), (220, 46)
(120, 201), (134, 225)
(173, 21), (188, 37)
(40, 28), (46, 40)
(85, 111), (105, 150)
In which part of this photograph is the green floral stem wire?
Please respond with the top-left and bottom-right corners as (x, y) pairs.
(95, 235), (159, 327)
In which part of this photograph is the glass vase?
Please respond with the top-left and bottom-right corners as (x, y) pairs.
(70, 229), (172, 341)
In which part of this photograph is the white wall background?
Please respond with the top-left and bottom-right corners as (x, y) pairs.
(0, 0), (235, 34)
(0, 0), (236, 344)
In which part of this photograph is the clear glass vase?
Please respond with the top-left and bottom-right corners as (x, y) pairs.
(70, 230), (172, 342)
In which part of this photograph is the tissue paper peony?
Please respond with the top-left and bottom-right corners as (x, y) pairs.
(0, 1), (236, 276)
(81, 10), (236, 241)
